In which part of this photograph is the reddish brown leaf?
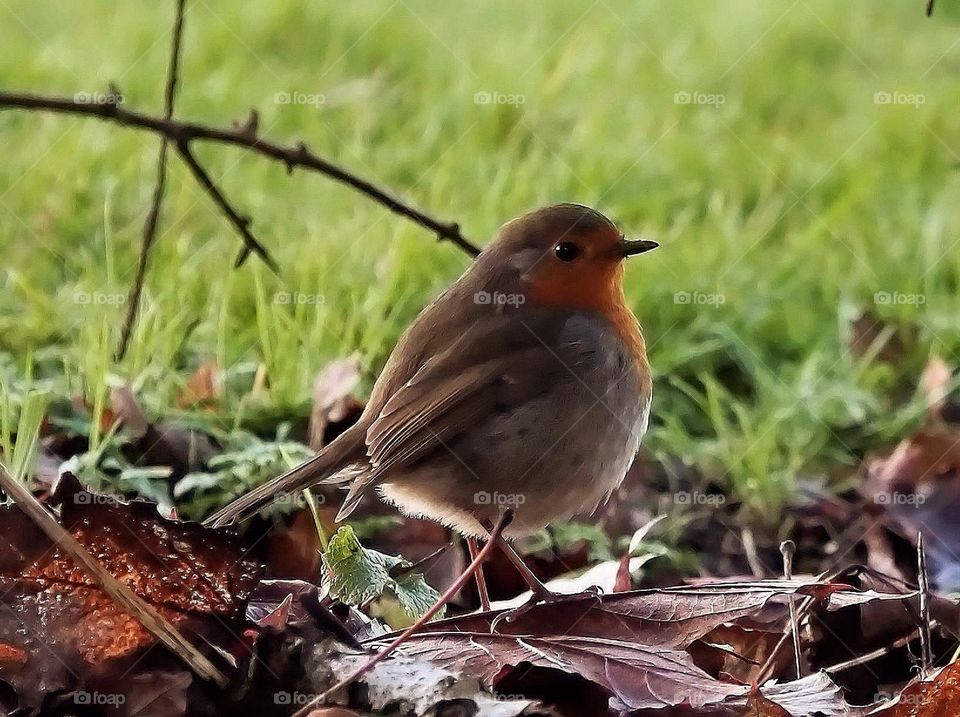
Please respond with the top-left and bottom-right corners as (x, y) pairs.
(177, 361), (222, 408)
(870, 658), (960, 715)
(0, 474), (260, 706)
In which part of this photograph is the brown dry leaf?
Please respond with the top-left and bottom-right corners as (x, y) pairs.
(177, 361), (222, 409)
(920, 356), (952, 423)
(864, 426), (960, 588)
(737, 685), (792, 716)
(0, 473), (260, 705)
(418, 579), (852, 648)
(848, 310), (913, 364)
(393, 632), (848, 714)
(869, 658), (960, 715)
(308, 355), (363, 450)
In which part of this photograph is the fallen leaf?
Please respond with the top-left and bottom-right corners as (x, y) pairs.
(421, 579), (851, 648)
(323, 525), (440, 622)
(308, 356), (364, 450)
(177, 361), (222, 409)
(0, 473), (260, 707)
(868, 658), (960, 715)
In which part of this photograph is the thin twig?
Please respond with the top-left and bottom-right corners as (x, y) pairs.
(0, 91), (480, 256)
(115, 0), (188, 361)
(292, 509), (514, 717)
(780, 540), (803, 679)
(0, 462), (226, 685)
(917, 532), (932, 678)
(174, 138), (277, 271)
(467, 536), (491, 611)
(825, 623), (933, 675)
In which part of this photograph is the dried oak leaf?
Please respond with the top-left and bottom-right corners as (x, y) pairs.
(0, 474), (260, 703)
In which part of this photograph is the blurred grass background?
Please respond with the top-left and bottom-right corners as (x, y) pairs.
(1, 0), (959, 517)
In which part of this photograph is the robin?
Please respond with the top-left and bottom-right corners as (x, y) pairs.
(206, 203), (657, 601)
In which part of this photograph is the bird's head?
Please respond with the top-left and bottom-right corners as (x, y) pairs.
(480, 203), (657, 313)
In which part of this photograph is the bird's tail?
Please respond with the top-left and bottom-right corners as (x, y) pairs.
(203, 422), (367, 528)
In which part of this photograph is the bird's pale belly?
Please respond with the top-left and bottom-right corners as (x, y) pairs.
(379, 333), (650, 538)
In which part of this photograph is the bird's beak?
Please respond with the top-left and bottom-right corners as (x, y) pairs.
(621, 238), (659, 257)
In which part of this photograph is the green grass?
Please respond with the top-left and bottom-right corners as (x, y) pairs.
(2, 0), (959, 518)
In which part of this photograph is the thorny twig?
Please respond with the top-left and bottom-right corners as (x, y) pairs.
(0, 91), (479, 261)
(115, 0), (188, 361)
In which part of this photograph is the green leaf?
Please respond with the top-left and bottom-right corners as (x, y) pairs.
(323, 525), (441, 621)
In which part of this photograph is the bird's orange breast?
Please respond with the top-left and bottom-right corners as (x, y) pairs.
(527, 263), (650, 387)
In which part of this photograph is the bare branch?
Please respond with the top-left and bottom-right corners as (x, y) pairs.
(175, 138), (278, 271)
(115, 0), (189, 361)
(0, 91), (481, 257)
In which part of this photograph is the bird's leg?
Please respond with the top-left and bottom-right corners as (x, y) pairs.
(494, 535), (559, 601)
(466, 537), (491, 611)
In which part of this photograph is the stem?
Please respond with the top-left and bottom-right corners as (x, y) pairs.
(292, 509), (514, 717)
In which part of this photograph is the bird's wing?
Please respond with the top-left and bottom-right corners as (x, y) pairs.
(336, 313), (566, 519)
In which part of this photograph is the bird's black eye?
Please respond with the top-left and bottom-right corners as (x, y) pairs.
(554, 242), (580, 262)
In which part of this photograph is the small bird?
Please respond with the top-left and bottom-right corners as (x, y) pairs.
(206, 203), (656, 597)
